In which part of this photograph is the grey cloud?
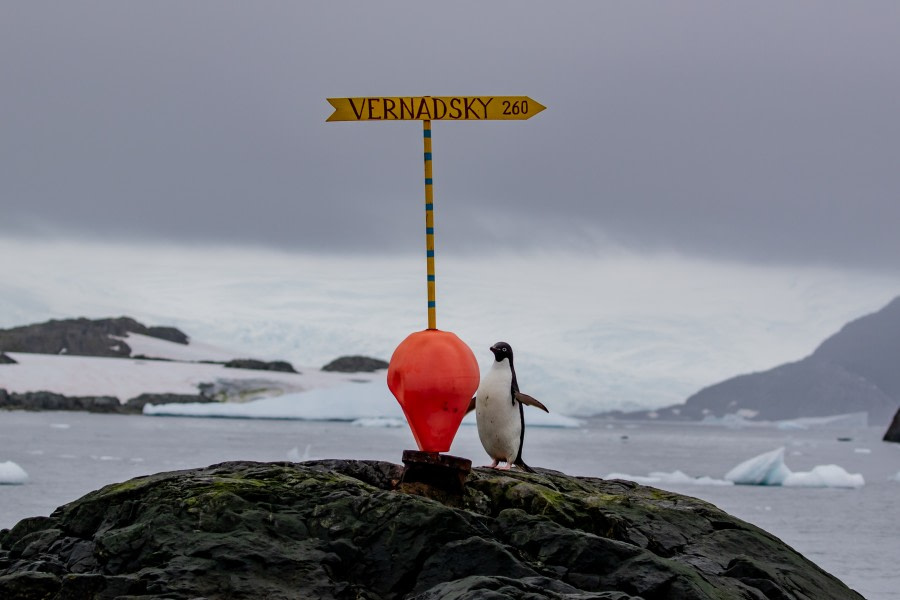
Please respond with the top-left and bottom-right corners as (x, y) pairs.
(2, 2), (899, 268)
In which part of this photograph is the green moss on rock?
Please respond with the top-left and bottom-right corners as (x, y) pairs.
(0, 460), (863, 600)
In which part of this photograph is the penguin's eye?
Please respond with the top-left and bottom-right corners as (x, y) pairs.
(502, 348), (508, 352)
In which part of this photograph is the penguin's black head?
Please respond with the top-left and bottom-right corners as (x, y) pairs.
(490, 342), (513, 362)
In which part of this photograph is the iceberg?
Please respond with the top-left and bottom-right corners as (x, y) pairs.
(724, 447), (792, 485)
(0, 461), (28, 485)
(783, 465), (865, 489)
(725, 447), (864, 489)
(605, 470), (732, 486)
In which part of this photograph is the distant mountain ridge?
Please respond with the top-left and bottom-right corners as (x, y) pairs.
(0, 317), (188, 358)
(617, 296), (900, 425)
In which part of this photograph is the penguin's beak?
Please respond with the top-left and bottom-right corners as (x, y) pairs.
(489, 344), (499, 353)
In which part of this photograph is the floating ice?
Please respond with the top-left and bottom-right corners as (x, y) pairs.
(701, 413), (753, 428)
(725, 447), (864, 488)
(461, 409), (580, 429)
(605, 470), (732, 486)
(724, 447), (792, 485)
(0, 461), (29, 485)
(287, 445), (312, 462)
(776, 412), (868, 430)
(351, 417), (405, 428)
(701, 412), (870, 430)
(783, 465), (865, 488)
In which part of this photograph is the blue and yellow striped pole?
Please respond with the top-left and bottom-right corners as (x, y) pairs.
(423, 119), (436, 330)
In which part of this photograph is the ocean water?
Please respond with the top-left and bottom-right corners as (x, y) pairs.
(1, 411), (897, 599)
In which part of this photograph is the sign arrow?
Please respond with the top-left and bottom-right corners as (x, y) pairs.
(326, 96), (545, 122)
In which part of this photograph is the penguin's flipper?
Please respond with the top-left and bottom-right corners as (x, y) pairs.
(514, 392), (549, 413)
(466, 396), (477, 414)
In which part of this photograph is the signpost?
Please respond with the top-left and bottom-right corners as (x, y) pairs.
(326, 96), (545, 122)
(327, 94), (545, 488)
(326, 95), (545, 330)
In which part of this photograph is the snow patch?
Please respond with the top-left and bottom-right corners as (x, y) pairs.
(144, 382), (401, 420)
(725, 447), (864, 488)
(1, 352), (356, 402)
(0, 461), (29, 485)
(119, 333), (239, 362)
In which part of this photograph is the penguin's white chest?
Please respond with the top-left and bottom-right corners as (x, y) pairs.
(475, 363), (522, 463)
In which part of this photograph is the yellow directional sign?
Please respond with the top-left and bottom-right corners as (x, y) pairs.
(326, 93), (545, 330)
(326, 96), (545, 122)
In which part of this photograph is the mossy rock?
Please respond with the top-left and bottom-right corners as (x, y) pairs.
(0, 460), (862, 599)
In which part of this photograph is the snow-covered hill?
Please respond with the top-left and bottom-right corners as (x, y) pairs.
(0, 333), (578, 427)
(0, 329), (379, 400)
(4, 239), (899, 417)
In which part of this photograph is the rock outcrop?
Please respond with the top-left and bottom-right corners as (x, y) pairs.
(0, 460), (862, 599)
(883, 407), (900, 443)
(195, 379), (300, 403)
(0, 317), (188, 358)
(224, 358), (298, 373)
(0, 390), (211, 414)
(0, 389), (127, 413)
(322, 355), (389, 372)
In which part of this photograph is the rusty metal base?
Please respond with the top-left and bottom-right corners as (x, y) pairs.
(400, 450), (472, 496)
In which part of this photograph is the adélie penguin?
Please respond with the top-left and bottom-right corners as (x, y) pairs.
(468, 342), (548, 472)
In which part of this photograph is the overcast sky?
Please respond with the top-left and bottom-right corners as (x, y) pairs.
(2, 2), (899, 270)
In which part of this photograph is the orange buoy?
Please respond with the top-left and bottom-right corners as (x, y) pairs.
(387, 329), (480, 453)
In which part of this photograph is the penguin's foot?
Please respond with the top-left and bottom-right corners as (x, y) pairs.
(496, 464), (512, 471)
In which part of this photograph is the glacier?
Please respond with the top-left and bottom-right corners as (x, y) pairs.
(4, 238), (899, 417)
(143, 381), (581, 428)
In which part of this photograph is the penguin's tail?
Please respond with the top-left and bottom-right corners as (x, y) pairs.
(514, 459), (536, 473)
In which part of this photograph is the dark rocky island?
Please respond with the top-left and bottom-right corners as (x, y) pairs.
(0, 390), (211, 414)
(0, 460), (861, 599)
(322, 355), (390, 373)
(0, 317), (188, 358)
(224, 358), (299, 373)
